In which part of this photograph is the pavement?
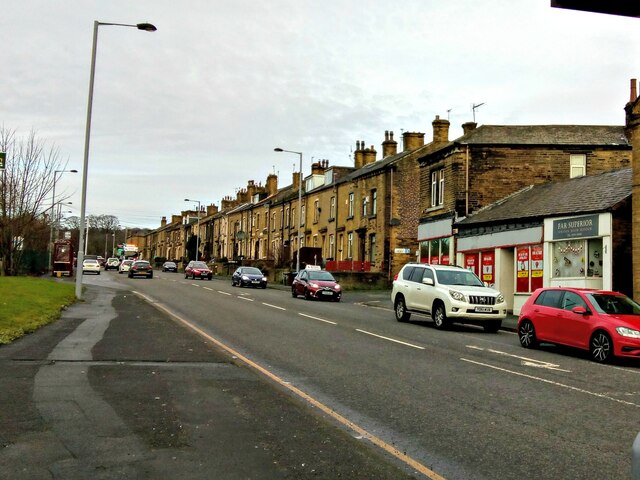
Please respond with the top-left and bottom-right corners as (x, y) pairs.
(0, 281), (417, 480)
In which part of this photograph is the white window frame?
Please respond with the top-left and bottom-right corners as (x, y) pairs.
(330, 196), (336, 219)
(348, 192), (354, 217)
(570, 154), (586, 178)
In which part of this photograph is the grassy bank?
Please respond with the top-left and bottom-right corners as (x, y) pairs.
(0, 277), (76, 344)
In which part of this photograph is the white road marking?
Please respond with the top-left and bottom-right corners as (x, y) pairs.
(356, 329), (425, 350)
(203, 287), (213, 291)
(298, 313), (336, 325)
(238, 296), (254, 302)
(263, 303), (286, 311)
(466, 345), (570, 372)
(218, 291), (232, 296)
(460, 358), (640, 408)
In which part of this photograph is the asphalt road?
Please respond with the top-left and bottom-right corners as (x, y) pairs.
(3, 271), (639, 479)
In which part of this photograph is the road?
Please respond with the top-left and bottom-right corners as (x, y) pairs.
(94, 271), (640, 479)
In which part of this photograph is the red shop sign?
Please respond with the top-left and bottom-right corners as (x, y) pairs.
(481, 251), (495, 284)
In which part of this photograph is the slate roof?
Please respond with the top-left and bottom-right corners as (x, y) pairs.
(456, 125), (629, 147)
(456, 168), (631, 226)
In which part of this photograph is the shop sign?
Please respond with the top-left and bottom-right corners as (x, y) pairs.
(531, 244), (543, 290)
(394, 248), (411, 254)
(516, 247), (530, 293)
(553, 214), (598, 240)
(465, 253), (478, 276)
(481, 251), (495, 284)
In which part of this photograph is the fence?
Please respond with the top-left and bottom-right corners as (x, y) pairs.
(325, 260), (371, 272)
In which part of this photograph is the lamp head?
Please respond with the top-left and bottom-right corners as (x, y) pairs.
(274, 148), (283, 152)
(136, 23), (157, 32)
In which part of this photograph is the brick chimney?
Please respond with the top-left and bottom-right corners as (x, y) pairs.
(382, 130), (398, 158)
(160, 216), (167, 228)
(631, 78), (638, 103)
(266, 173), (278, 196)
(402, 132), (425, 152)
(246, 180), (256, 199)
(221, 196), (236, 211)
(354, 140), (365, 169)
(206, 204), (218, 216)
(292, 171), (301, 191)
(432, 115), (450, 144)
(311, 160), (325, 175)
(363, 145), (377, 165)
(171, 215), (182, 225)
(462, 122), (478, 135)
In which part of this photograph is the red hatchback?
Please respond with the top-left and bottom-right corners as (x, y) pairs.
(291, 267), (341, 302)
(518, 287), (640, 363)
(185, 260), (212, 280)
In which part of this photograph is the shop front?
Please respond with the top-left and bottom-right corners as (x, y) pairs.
(417, 216), (454, 265)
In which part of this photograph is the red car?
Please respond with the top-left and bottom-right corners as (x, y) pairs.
(518, 287), (640, 363)
(185, 260), (212, 280)
(291, 267), (341, 302)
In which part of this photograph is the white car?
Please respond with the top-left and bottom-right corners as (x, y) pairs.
(391, 263), (507, 332)
(82, 259), (101, 275)
(118, 260), (134, 274)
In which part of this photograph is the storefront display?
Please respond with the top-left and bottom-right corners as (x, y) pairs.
(516, 244), (544, 293)
(552, 238), (602, 279)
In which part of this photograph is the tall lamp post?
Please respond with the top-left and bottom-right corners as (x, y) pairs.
(75, 20), (156, 299)
(48, 169), (77, 272)
(274, 147), (303, 273)
(184, 199), (202, 261)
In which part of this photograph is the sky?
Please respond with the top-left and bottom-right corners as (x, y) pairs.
(3, 1), (639, 229)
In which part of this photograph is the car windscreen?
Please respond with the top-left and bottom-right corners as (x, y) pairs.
(435, 269), (484, 287)
(308, 271), (335, 281)
(586, 293), (640, 315)
(134, 262), (150, 267)
(192, 262), (208, 268)
(242, 268), (262, 275)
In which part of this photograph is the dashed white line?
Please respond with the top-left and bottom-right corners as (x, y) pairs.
(263, 303), (286, 310)
(191, 284), (200, 287)
(298, 313), (336, 325)
(218, 291), (232, 296)
(203, 287), (213, 291)
(466, 345), (570, 372)
(460, 357), (640, 408)
(238, 296), (254, 302)
(356, 329), (425, 350)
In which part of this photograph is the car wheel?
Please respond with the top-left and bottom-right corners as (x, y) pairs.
(590, 331), (613, 363)
(518, 320), (538, 348)
(208, 276), (212, 281)
(483, 320), (501, 333)
(432, 303), (449, 330)
(149, 273), (153, 279)
(185, 273), (188, 279)
(394, 296), (411, 322)
(304, 289), (312, 300)
(192, 274), (196, 280)
(97, 271), (100, 275)
(262, 284), (267, 289)
(291, 287), (297, 298)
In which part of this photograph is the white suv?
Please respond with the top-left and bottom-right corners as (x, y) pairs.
(391, 263), (507, 332)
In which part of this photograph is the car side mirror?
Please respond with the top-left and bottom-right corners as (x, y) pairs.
(422, 278), (434, 286)
(572, 306), (589, 315)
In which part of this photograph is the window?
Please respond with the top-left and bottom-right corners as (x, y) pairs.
(562, 291), (587, 311)
(314, 199), (320, 223)
(369, 234), (376, 262)
(313, 235), (318, 247)
(371, 189), (377, 215)
(362, 196), (368, 217)
(285, 207), (290, 227)
(534, 289), (564, 308)
(347, 232), (353, 258)
(329, 234), (335, 258)
(291, 208), (295, 228)
(570, 154), (586, 178)
(348, 192), (354, 217)
(409, 266), (426, 283)
(431, 168), (444, 207)
(419, 237), (451, 264)
(552, 238), (602, 278)
(330, 196), (336, 219)
(271, 213), (276, 231)
(301, 204), (306, 226)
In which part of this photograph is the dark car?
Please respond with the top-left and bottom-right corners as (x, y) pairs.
(185, 260), (212, 280)
(162, 261), (178, 272)
(518, 287), (640, 363)
(291, 267), (341, 302)
(232, 267), (267, 288)
(128, 260), (153, 279)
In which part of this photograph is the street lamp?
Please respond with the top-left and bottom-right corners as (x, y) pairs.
(274, 147), (303, 273)
(48, 169), (77, 272)
(75, 20), (156, 299)
(184, 199), (202, 261)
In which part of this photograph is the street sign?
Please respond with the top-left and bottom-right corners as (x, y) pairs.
(0, 152), (5, 170)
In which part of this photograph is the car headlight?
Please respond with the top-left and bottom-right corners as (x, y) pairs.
(616, 326), (640, 339)
(242, 275), (249, 280)
(496, 293), (505, 304)
(310, 283), (319, 288)
(334, 284), (341, 290)
(449, 289), (465, 302)
(262, 277), (267, 281)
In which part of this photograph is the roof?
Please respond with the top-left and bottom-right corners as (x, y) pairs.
(456, 125), (629, 147)
(456, 168), (631, 226)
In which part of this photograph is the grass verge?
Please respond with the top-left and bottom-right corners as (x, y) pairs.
(0, 277), (76, 344)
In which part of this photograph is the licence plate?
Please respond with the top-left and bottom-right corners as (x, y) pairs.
(322, 290), (333, 296)
(475, 306), (493, 313)
(252, 280), (259, 283)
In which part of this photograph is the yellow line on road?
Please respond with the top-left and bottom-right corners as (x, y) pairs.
(133, 291), (446, 480)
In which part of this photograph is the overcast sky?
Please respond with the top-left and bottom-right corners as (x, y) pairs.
(3, 1), (639, 228)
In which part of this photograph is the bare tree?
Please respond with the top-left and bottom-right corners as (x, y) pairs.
(0, 127), (67, 275)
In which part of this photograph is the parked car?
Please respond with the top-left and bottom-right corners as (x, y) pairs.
(82, 258), (101, 275)
(105, 257), (120, 270)
(97, 256), (106, 267)
(185, 260), (212, 280)
(232, 266), (267, 288)
(162, 261), (178, 272)
(518, 287), (640, 363)
(128, 260), (153, 279)
(118, 259), (134, 274)
(291, 266), (341, 301)
(391, 263), (507, 332)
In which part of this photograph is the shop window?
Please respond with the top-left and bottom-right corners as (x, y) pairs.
(516, 244), (544, 293)
(552, 239), (602, 278)
(419, 237), (451, 264)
